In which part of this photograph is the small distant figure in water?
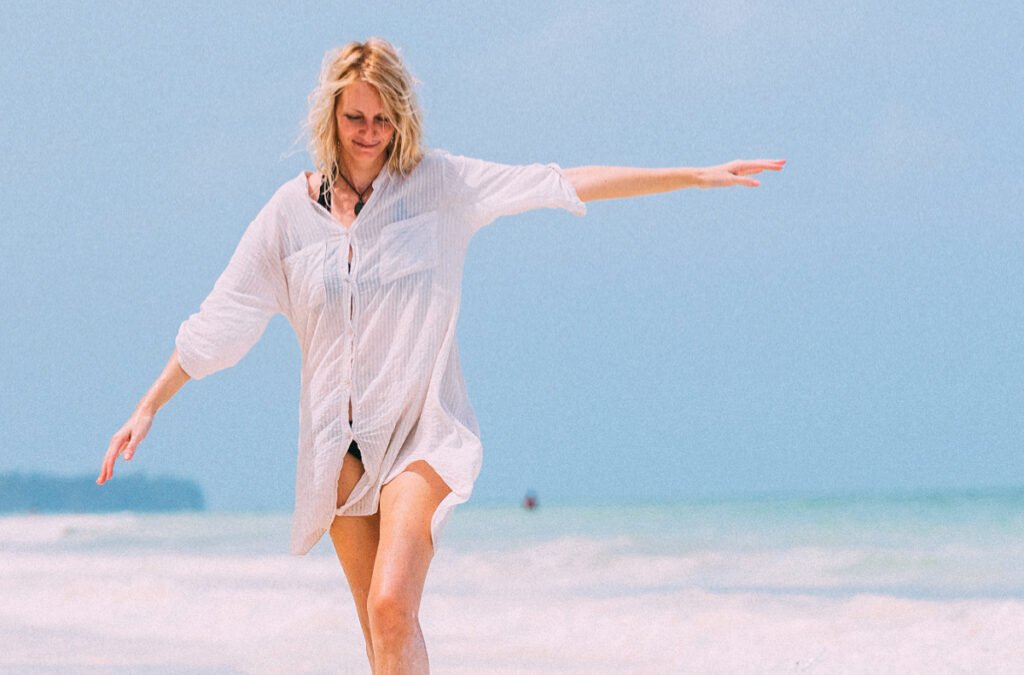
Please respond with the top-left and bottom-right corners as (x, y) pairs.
(522, 490), (538, 511)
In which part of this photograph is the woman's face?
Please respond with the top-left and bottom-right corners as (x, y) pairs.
(335, 80), (395, 172)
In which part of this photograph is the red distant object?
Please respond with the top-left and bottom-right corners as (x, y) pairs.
(522, 490), (538, 511)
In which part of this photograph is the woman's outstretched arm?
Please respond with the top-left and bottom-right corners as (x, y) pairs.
(563, 158), (785, 202)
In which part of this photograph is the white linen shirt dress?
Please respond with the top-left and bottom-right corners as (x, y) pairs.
(174, 148), (587, 555)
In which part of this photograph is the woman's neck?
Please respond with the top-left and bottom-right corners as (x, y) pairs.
(338, 156), (386, 192)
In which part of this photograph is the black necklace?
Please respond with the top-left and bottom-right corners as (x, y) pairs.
(335, 170), (371, 216)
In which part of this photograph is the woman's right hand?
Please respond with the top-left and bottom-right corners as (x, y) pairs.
(96, 409), (155, 484)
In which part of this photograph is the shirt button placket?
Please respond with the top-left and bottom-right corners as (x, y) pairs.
(346, 234), (356, 430)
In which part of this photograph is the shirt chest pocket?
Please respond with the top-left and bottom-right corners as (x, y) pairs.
(283, 243), (327, 312)
(377, 211), (440, 285)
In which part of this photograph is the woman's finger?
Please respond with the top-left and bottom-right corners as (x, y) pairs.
(732, 160), (786, 176)
(97, 451), (112, 484)
(99, 441), (116, 482)
(98, 448), (117, 483)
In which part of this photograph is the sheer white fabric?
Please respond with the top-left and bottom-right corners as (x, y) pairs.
(175, 148), (586, 554)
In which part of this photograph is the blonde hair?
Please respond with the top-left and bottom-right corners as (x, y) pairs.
(306, 38), (424, 190)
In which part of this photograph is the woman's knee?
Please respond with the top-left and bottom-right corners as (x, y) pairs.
(366, 583), (419, 641)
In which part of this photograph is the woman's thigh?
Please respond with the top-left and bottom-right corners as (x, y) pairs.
(330, 453), (380, 610)
(370, 460), (452, 609)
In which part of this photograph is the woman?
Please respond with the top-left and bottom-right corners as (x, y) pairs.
(98, 37), (784, 673)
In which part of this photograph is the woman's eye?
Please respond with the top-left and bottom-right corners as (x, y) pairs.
(344, 114), (390, 125)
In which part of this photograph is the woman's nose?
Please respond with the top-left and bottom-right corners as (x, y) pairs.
(359, 121), (379, 138)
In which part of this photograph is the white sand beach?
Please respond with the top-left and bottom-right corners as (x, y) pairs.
(2, 501), (1022, 674)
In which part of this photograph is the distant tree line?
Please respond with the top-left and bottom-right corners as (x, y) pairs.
(0, 472), (205, 513)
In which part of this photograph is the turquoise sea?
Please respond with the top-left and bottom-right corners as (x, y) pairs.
(2, 487), (1022, 673)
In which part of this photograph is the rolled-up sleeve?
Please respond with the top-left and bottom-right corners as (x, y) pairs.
(175, 204), (288, 380)
(446, 153), (587, 234)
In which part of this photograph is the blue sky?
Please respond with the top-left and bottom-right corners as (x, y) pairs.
(1, 1), (1022, 511)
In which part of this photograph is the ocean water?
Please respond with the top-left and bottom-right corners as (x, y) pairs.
(2, 488), (1023, 673)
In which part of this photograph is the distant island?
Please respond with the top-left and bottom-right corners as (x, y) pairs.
(0, 472), (205, 513)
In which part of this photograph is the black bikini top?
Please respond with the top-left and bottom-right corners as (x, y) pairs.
(317, 175), (331, 210)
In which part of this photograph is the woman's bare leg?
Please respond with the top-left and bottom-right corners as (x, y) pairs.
(329, 452), (380, 669)
(368, 460), (452, 674)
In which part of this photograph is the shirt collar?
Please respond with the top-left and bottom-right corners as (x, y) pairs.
(372, 164), (392, 191)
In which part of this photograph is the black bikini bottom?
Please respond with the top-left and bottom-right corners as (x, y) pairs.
(347, 439), (361, 461)
(347, 419), (361, 461)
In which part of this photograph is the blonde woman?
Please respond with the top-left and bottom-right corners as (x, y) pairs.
(98, 37), (784, 673)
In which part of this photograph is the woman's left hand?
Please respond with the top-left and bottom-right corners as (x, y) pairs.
(699, 159), (786, 188)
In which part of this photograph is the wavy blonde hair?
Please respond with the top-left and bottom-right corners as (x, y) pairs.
(306, 38), (424, 190)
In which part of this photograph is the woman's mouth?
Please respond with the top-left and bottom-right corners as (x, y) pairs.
(354, 141), (379, 149)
